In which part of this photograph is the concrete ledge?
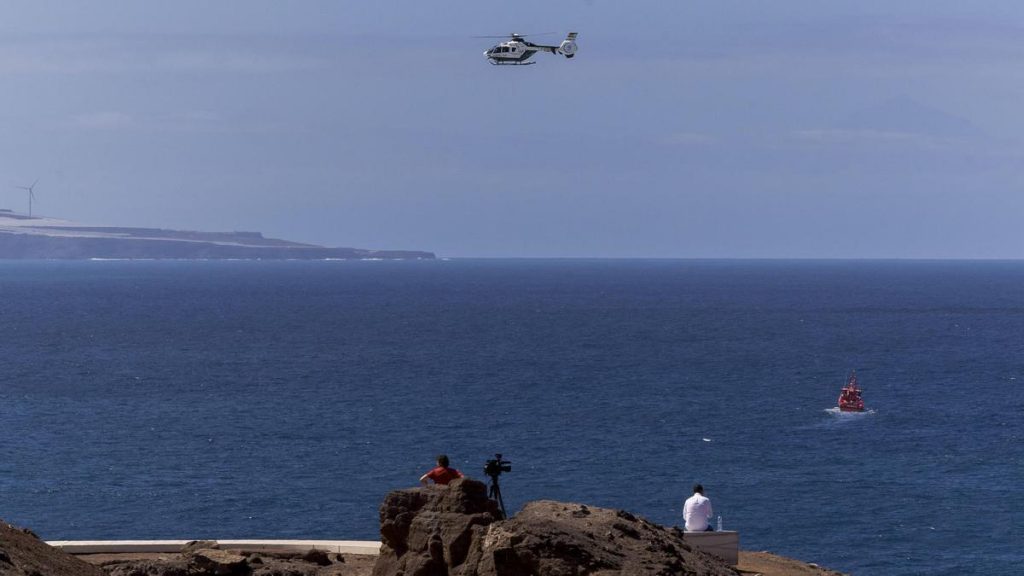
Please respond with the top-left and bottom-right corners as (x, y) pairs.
(47, 540), (382, 556)
(683, 531), (739, 566)
(220, 540), (381, 555)
(47, 541), (190, 554)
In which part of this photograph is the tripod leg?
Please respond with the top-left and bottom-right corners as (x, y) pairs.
(488, 478), (507, 520)
(493, 485), (506, 520)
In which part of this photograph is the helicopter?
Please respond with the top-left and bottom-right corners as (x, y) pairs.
(481, 32), (578, 65)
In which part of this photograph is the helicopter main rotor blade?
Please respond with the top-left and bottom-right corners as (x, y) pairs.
(472, 31), (556, 38)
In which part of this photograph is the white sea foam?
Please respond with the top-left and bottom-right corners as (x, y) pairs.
(824, 407), (876, 417)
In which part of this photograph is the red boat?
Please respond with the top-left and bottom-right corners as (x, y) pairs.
(837, 371), (865, 412)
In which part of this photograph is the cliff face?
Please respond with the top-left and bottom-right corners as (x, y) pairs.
(0, 212), (433, 260)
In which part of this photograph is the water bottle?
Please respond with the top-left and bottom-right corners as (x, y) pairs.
(716, 515), (722, 531)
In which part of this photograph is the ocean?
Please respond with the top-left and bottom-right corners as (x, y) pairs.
(0, 259), (1021, 575)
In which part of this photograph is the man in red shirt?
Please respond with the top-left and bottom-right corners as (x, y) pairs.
(419, 454), (464, 486)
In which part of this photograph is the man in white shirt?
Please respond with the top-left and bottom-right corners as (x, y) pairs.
(683, 484), (714, 531)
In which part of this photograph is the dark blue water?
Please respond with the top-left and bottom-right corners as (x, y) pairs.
(1, 260), (1021, 575)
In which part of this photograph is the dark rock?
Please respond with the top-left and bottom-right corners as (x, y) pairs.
(570, 506), (590, 519)
(0, 519), (106, 576)
(299, 549), (331, 566)
(612, 522), (641, 539)
(250, 552), (303, 561)
(182, 540), (220, 554)
(187, 548), (251, 575)
(102, 559), (189, 576)
(250, 563), (319, 576)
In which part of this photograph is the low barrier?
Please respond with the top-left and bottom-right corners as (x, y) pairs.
(683, 530), (739, 565)
(46, 540), (382, 556)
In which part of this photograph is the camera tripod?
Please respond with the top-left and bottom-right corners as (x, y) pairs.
(487, 472), (507, 520)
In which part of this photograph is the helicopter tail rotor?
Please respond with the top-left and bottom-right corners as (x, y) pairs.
(558, 32), (578, 58)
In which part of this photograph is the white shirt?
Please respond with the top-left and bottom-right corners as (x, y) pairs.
(683, 492), (713, 531)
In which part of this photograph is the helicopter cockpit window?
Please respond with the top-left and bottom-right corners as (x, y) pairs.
(501, 46), (509, 53)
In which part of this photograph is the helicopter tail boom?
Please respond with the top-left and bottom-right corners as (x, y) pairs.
(529, 32), (578, 57)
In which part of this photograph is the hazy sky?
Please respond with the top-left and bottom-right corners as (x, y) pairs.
(2, 1), (1023, 257)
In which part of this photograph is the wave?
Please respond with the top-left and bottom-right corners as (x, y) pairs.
(824, 407), (877, 417)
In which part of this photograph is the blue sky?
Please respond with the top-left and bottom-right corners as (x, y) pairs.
(1, 1), (1022, 257)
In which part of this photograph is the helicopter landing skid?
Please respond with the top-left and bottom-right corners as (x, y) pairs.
(489, 60), (535, 66)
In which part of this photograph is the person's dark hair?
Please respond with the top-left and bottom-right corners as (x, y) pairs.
(693, 484), (704, 494)
(437, 454), (450, 467)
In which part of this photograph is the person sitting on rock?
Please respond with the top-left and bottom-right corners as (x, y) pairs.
(419, 454), (464, 486)
(683, 483), (714, 531)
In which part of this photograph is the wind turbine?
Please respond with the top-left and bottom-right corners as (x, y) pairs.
(14, 179), (38, 217)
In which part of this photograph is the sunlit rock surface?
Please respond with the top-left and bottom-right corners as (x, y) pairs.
(373, 479), (737, 576)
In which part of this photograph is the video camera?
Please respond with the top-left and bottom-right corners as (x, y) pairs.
(484, 453), (511, 477)
(483, 453), (511, 519)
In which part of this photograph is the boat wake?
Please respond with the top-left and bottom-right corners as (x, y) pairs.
(824, 407), (876, 417)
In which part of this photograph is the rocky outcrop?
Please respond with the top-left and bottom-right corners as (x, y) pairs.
(466, 501), (737, 576)
(372, 482), (737, 576)
(0, 520), (106, 576)
(374, 479), (501, 576)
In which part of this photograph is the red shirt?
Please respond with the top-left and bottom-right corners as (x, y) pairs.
(425, 466), (463, 485)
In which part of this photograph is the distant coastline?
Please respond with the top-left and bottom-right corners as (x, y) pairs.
(0, 211), (433, 260)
